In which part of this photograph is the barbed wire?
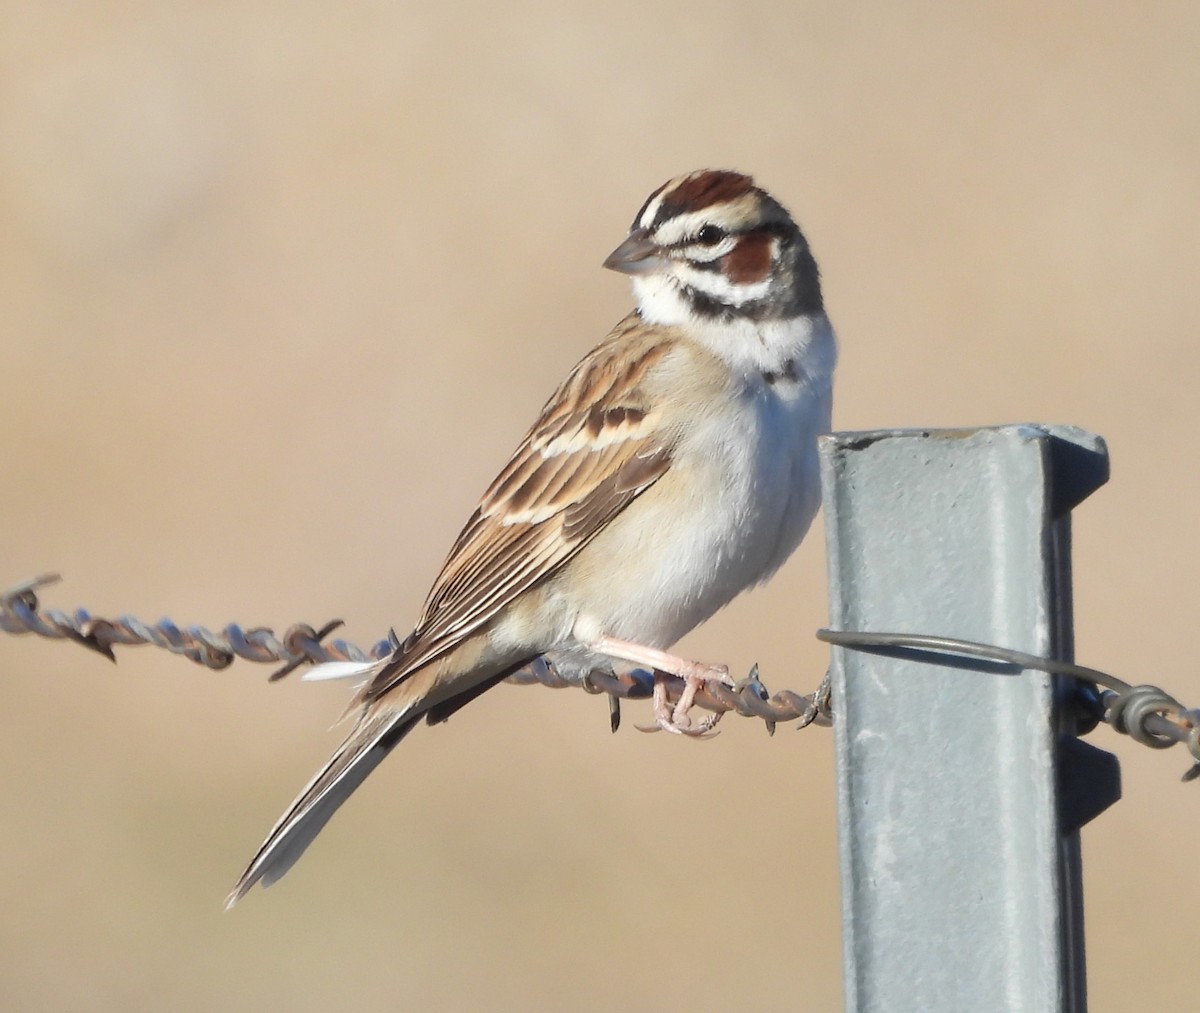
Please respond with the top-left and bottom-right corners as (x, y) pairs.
(5, 573), (1197, 774)
(0, 574), (831, 735)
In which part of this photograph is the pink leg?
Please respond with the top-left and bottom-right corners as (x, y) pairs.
(590, 635), (731, 736)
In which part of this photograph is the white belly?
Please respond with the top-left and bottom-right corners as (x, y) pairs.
(545, 368), (831, 674)
(484, 310), (836, 679)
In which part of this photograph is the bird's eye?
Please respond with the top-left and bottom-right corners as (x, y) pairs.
(696, 225), (727, 246)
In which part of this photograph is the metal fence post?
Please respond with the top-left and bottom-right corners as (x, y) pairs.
(820, 425), (1121, 1012)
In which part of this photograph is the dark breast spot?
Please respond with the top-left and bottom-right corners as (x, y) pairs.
(762, 359), (800, 386)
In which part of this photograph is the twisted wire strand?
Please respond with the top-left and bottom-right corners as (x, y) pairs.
(0, 575), (831, 734)
(8, 574), (1195, 769)
(817, 628), (1200, 781)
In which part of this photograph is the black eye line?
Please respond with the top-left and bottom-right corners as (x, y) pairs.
(693, 222), (797, 250)
(669, 226), (734, 251)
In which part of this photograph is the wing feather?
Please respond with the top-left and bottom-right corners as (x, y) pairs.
(361, 318), (678, 701)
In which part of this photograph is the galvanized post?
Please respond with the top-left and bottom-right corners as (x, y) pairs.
(820, 425), (1120, 1013)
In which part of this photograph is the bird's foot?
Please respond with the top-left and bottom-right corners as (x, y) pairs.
(585, 634), (731, 737)
(643, 665), (731, 737)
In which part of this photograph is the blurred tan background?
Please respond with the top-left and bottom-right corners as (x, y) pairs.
(2, 3), (1198, 1010)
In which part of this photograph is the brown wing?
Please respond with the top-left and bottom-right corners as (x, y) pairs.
(362, 317), (678, 702)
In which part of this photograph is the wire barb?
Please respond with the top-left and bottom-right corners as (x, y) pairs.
(1, 575), (831, 732)
(9, 575), (1193, 769)
(818, 628), (1200, 781)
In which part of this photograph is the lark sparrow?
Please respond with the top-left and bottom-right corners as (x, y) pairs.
(227, 170), (836, 906)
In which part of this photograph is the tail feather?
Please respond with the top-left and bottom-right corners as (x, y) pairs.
(300, 660), (380, 683)
(225, 708), (418, 908)
(227, 654), (536, 908)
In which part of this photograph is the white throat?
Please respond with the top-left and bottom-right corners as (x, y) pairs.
(632, 274), (836, 382)
(631, 273), (700, 328)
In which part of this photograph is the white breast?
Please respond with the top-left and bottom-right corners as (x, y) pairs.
(553, 312), (836, 658)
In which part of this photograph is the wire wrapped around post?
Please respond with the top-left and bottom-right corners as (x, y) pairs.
(6, 573), (1198, 768)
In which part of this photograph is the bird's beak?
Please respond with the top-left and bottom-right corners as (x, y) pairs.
(602, 227), (665, 275)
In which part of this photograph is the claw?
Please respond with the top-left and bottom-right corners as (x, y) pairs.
(638, 715), (720, 737)
(636, 670), (725, 736)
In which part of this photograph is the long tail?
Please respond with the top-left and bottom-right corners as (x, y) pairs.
(225, 703), (420, 908)
(226, 654), (529, 908)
